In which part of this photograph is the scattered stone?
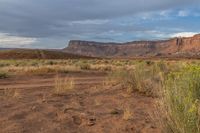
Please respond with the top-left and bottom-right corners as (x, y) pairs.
(63, 106), (73, 113)
(150, 125), (156, 129)
(31, 106), (37, 111)
(87, 121), (95, 126)
(42, 98), (46, 103)
(87, 118), (96, 126)
(110, 108), (121, 115)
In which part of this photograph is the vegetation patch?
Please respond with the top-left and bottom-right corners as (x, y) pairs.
(79, 63), (91, 70)
(123, 107), (133, 120)
(106, 62), (164, 96)
(158, 65), (200, 133)
(0, 71), (8, 79)
(54, 75), (75, 95)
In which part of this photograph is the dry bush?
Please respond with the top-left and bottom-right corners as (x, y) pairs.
(158, 65), (200, 133)
(0, 71), (8, 79)
(3, 65), (80, 75)
(91, 65), (112, 71)
(79, 63), (91, 70)
(54, 75), (75, 95)
(106, 61), (165, 96)
(123, 107), (133, 120)
(25, 66), (57, 75)
(0, 59), (138, 75)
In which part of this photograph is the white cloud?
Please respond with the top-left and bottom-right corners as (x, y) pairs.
(178, 10), (189, 17)
(70, 19), (109, 25)
(0, 33), (37, 48)
(159, 10), (173, 17)
(170, 32), (198, 37)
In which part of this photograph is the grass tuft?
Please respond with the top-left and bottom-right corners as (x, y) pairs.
(54, 75), (75, 95)
(123, 107), (133, 120)
(106, 62), (163, 96)
(80, 63), (91, 70)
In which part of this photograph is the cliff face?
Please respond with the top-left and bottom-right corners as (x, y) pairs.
(63, 34), (200, 58)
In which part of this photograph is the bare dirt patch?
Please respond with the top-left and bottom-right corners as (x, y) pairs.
(0, 71), (161, 133)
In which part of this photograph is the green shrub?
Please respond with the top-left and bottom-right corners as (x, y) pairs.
(80, 63), (91, 70)
(0, 63), (10, 67)
(145, 60), (154, 65)
(0, 71), (8, 79)
(106, 61), (163, 96)
(45, 60), (56, 65)
(160, 65), (200, 133)
(130, 62), (163, 96)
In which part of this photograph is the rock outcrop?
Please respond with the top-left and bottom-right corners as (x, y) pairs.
(63, 34), (200, 58)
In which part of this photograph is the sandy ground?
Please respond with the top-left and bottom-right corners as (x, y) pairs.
(0, 71), (161, 133)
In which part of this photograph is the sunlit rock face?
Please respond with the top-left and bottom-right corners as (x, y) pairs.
(64, 34), (200, 58)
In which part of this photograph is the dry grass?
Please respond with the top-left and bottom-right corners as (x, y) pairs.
(79, 63), (91, 70)
(158, 65), (200, 133)
(2, 88), (20, 99)
(0, 59), (137, 75)
(123, 107), (133, 120)
(54, 75), (75, 95)
(1, 65), (80, 75)
(105, 61), (164, 96)
(91, 64), (112, 71)
(0, 71), (8, 79)
(2, 59), (200, 132)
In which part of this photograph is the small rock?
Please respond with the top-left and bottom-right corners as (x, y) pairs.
(87, 121), (95, 126)
(42, 99), (46, 103)
(151, 125), (156, 129)
(63, 107), (73, 113)
(87, 118), (96, 126)
(31, 106), (37, 111)
(110, 108), (121, 115)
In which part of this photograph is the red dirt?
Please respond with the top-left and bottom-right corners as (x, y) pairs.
(0, 49), (94, 59)
(0, 72), (161, 133)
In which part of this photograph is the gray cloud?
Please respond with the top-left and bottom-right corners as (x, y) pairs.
(0, 0), (200, 48)
(0, 0), (199, 36)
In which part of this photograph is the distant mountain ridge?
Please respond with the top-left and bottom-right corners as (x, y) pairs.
(1, 34), (200, 59)
(63, 34), (200, 58)
(0, 48), (13, 50)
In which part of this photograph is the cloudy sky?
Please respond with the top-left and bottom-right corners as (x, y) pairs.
(0, 0), (200, 48)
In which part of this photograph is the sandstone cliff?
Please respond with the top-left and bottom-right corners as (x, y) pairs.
(63, 34), (200, 58)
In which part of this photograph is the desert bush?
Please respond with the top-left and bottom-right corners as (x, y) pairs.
(79, 63), (91, 70)
(145, 60), (154, 65)
(159, 65), (200, 133)
(106, 69), (137, 93)
(132, 62), (163, 96)
(92, 65), (112, 71)
(0, 71), (8, 79)
(54, 75), (74, 95)
(106, 62), (163, 96)
(44, 60), (64, 66)
(3, 64), (81, 75)
(101, 65), (112, 71)
(24, 66), (57, 75)
(0, 62), (10, 67)
(123, 107), (133, 120)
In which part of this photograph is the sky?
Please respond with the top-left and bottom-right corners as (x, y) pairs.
(0, 0), (200, 49)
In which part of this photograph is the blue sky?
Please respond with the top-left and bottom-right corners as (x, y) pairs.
(0, 0), (200, 48)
